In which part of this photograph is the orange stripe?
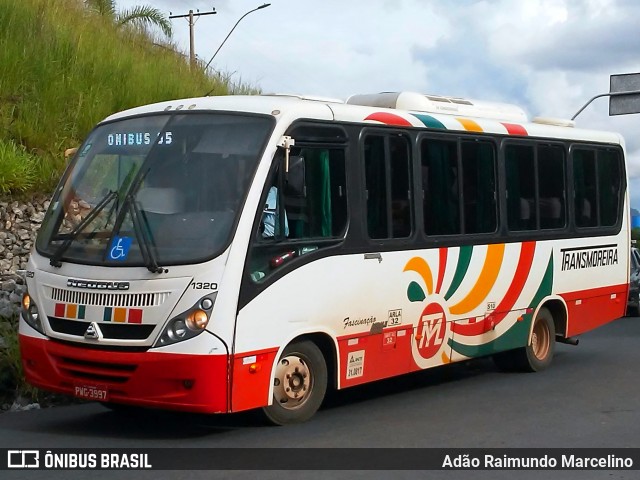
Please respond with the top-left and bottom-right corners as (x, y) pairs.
(66, 304), (77, 319)
(114, 308), (127, 323)
(441, 351), (451, 364)
(456, 118), (483, 132)
(403, 257), (433, 295)
(449, 244), (505, 315)
(451, 242), (536, 336)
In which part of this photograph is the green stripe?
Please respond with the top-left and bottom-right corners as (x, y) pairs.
(412, 113), (447, 130)
(103, 307), (112, 322)
(444, 246), (473, 300)
(78, 305), (85, 320)
(448, 254), (554, 358)
(448, 315), (531, 357)
(528, 254), (554, 309)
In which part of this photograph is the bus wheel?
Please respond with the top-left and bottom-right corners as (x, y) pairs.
(493, 307), (556, 372)
(262, 341), (327, 425)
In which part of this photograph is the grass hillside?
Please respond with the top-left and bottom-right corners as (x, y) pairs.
(0, 0), (252, 196)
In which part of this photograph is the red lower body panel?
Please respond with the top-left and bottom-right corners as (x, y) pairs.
(19, 334), (229, 413)
(230, 348), (279, 412)
(561, 284), (627, 337)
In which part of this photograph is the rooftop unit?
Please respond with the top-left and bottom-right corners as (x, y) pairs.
(346, 91), (528, 123)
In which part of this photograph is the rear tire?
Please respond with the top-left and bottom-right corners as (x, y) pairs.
(262, 341), (327, 425)
(493, 307), (555, 372)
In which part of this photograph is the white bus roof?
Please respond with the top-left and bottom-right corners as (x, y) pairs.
(102, 93), (623, 146)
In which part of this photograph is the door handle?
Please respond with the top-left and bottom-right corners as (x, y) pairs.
(364, 252), (382, 263)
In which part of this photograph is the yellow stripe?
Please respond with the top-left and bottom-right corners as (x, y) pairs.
(441, 351), (450, 364)
(449, 244), (505, 315)
(456, 118), (483, 132)
(403, 257), (433, 295)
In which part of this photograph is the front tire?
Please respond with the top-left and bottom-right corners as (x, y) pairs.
(493, 307), (556, 372)
(262, 341), (327, 425)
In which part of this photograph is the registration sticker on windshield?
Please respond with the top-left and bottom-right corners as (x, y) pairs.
(108, 236), (132, 261)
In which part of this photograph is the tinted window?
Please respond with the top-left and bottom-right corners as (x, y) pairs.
(506, 143), (566, 231)
(421, 139), (460, 235)
(538, 145), (566, 229)
(505, 144), (536, 231)
(248, 143), (348, 282)
(364, 134), (412, 239)
(461, 141), (497, 234)
(599, 149), (622, 227)
(573, 149), (598, 228)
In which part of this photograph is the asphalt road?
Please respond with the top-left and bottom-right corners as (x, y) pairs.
(2, 316), (640, 480)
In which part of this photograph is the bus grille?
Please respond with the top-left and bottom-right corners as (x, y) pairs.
(52, 355), (137, 384)
(51, 287), (170, 308)
(49, 317), (155, 340)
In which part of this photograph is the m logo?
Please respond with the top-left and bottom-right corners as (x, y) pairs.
(84, 322), (102, 340)
(415, 303), (448, 360)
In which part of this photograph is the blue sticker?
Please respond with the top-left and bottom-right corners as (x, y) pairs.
(108, 236), (132, 261)
(80, 143), (92, 156)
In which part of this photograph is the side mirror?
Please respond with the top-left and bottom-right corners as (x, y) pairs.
(286, 155), (306, 197)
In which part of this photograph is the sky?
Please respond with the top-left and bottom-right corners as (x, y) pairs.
(117, 0), (640, 208)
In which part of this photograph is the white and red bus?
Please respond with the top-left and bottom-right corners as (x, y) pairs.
(19, 92), (629, 424)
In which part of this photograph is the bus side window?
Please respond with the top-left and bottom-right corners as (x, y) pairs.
(248, 147), (347, 282)
(538, 145), (566, 230)
(461, 140), (497, 234)
(573, 149), (598, 228)
(364, 134), (412, 239)
(284, 148), (347, 239)
(421, 138), (460, 235)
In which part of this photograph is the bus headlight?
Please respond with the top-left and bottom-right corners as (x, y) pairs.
(186, 309), (208, 330)
(155, 293), (216, 347)
(21, 293), (44, 334)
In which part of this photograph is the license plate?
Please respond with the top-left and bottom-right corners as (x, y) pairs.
(73, 384), (109, 402)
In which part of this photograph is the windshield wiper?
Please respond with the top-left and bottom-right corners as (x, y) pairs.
(50, 190), (118, 267)
(127, 194), (166, 274)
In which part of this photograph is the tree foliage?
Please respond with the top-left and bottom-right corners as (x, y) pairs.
(85, 0), (172, 38)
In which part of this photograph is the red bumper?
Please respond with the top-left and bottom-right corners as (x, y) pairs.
(19, 334), (229, 413)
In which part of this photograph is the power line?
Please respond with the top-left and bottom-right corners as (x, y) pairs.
(169, 8), (217, 70)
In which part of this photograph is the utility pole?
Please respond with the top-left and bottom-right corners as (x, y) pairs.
(169, 8), (217, 70)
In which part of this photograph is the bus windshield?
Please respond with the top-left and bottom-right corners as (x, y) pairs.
(37, 112), (273, 267)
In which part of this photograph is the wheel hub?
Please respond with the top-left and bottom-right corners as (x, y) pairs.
(532, 320), (550, 360)
(273, 355), (312, 409)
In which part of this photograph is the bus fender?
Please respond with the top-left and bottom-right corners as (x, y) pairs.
(528, 295), (569, 344)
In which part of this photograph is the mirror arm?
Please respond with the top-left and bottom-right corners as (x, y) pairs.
(277, 135), (295, 173)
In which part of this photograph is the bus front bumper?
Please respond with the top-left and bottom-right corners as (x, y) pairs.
(19, 334), (229, 413)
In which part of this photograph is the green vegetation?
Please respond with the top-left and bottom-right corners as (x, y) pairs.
(0, 141), (37, 194)
(0, 0), (255, 198)
(0, 317), (40, 405)
(84, 0), (173, 38)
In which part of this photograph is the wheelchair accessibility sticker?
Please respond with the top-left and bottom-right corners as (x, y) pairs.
(108, 236), (132, 261)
